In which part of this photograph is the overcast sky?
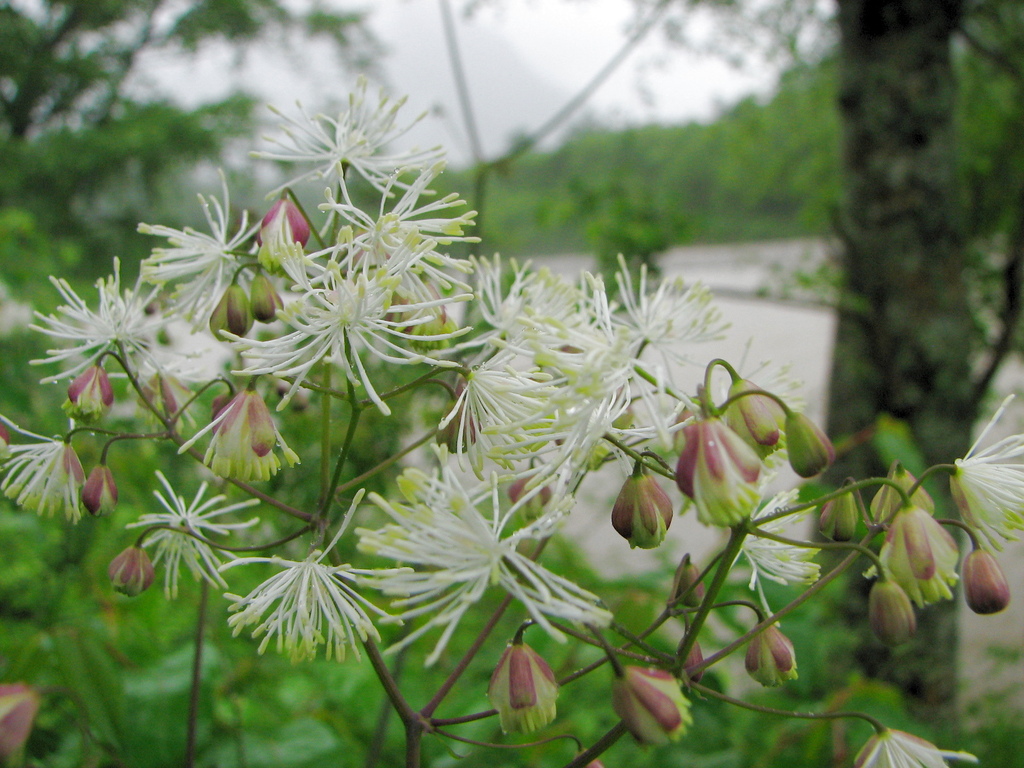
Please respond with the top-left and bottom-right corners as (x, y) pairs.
(138, 0), (780, 166)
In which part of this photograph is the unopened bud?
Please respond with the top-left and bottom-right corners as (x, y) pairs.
(819, 489), (860, 541)
(962, 550), (1010, 615)
(683, 641), (704, 683)
(249, 272), (284, 322)
(745, 625), (798, 687)
(784, 412), (834, 478)
(0, 422), (10, 459)
(108, 546), (155, 597)
(64, 364), (114, 422)
(724, 379), (785, 458)
(210, 284), (253, 338)
(868, 580), (917, 646)
(82, 464), (118, 516)
(0, 683), (41, 760)
(487, 641), (559, 734)
(675, 418), (762, 527)
(611, 472), (674, 549)
(508, 475), (553, 521)
(870, 463), (934, 522)
(257, 198), (310, 248)
(671, 554), (706, 608)
(612, 666), (692, 745)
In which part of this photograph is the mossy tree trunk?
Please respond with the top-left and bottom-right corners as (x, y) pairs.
(828, 0), (975, 724)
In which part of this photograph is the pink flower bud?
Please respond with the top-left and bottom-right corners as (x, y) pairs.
(745, 625), (798, 687)
(198, 389), (300, 481)
(962, 550), (1010, 615)
(784, 412), (834, 477)
(671, 554), (706, 608)
(724, 379), (785, 457)
(880, 505), (959, 607)
(868, 579), (917, 646)
(683, 640), (705, 683)
(249, 272), (284, 323)
(108, 546), (155, 597)
(209, 284), (253, 338)
(0, 683), (40, 760)
(508, 475), (552, 521)
(487, 642), (559, 734)
(63, 365), (114, 422)
(612, 666), (692, 745)
(257, 198), (310, 247)
(675, 419), (761, 527)
(82, 464), (118, 516)
(611, 473), (674, 549)
(819, 489), (860, 541)
(870, 463), (934, 522)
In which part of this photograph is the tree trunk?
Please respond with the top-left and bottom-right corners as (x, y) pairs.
(829, 0), (974, 724)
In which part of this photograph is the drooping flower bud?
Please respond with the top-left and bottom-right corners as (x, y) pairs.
(870, 463), (934, 522)
(879, 505), (959, 607)
(249, 272), (284, 323)
(868, 579), (917, 646)
(257, 198), (310, 248)
(744, 625), (798, 687)
(508, 474), (553, 521)
(82, 464), (118, 516)
(784, 412), (834, 477)
(0, 683), (41, 761)
(675, 419), (762, 527)
(962, 549), (1010, 615)
(612, 666), (692, 745)
(724, 379), (786, 458)
(487, 641), (559, 734)
(108, 546), (155, 597)
(683, 641), (705, 683)
(670, 554), (706, 608)
(819, 488), (861, 541)
(611, 472), (674, 549)
(185, 388), (300, 482)
(209, 284), (253, 338)
(63, 364), (114, 423)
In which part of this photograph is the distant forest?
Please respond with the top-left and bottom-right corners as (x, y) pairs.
(433, 61), (841, 258)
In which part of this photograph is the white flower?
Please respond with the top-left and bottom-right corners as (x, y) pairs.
(951, 395), (1024, 550)
(30, 258), (165, 382)
(253, 76), (444, 195)
(613, 256), (726, 363)
(221, 491), (389, 662)
(138, 174), (257, 326)
(357, 456), (611, 665)
(128, 471), (259, 598)
(0, 427), (84, 521)
(854, 729), (977, 768)
(741, 489), (820, 610)
(232, 257), (466, 413)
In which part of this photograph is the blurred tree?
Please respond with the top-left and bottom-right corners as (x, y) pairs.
(0, 0), (376, 288)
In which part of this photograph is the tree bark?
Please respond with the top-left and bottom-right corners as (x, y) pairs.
(829, 0), (974, 724)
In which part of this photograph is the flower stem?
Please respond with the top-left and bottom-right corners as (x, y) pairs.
(184, 580), (209, 768)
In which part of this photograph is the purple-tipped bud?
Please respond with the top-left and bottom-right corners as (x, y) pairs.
(683, 641), (705, 683)
(487, 641), (559, 734)
(962, 550), (1010, 615)
(612, 666), (692, 745)
(784, 412), (834, 477)
(82, 464), (118, 516)
(258, 198), (310, 248)
(671, 554), (706, 608)
(108, 546), (155, 597)
(211, 391), (233, 422)
(508, 475), (553, 521)
(249, 272), (284, 323)
(209, 284), (253, 338)
(819, 489), (861, 541)
(64, 365), (114, 423)
(870, 463), (934, 522)
(724, 379), (785, 458)
(437, 378), (476, 453)
(745, 625), (798, 687)
(611, 473), (674, 549)
(675, 419), (762, 527)
(880, 505), (959, 607)
(0, 683), (41, 760)
(868, 580), (917, 646)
